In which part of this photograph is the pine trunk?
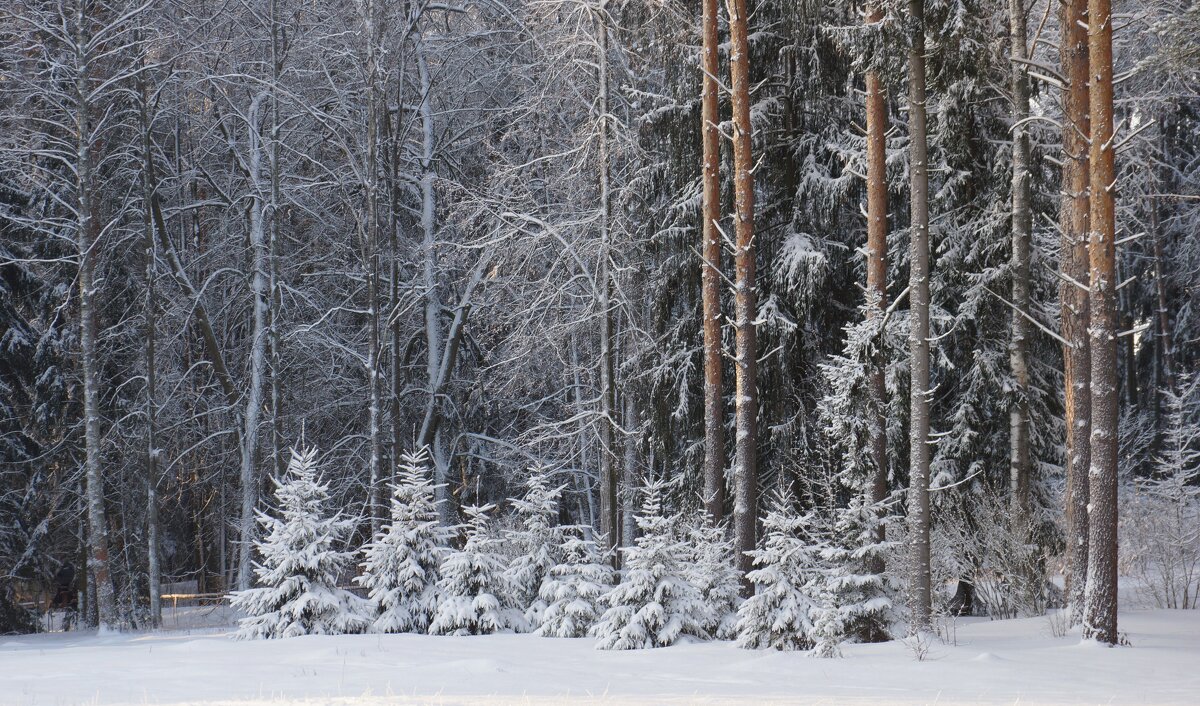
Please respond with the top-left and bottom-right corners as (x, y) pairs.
(139, 68), (162, 628)
(864, 2), (890, 571)
(726, 0), (758, 591)
(906, 0), (933, 631)
(1082, 0), (1119, 646)
(700, 0), (726, 527)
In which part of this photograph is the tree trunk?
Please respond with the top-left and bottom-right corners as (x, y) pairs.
(139, 67), (162, 629)
(237, 96), (270, 592)
(906, 0), (933, 631)
(1059, 0), (1092, 624)
(1149, 197), (1174, 395)
(1008, 0), (1033, 517)
(596, 0), (620, 563)
(700, 0), (726, 527)
(725, 0), (758, 592)
(1082, 0), (1119, 646)
(864, 1), (890, 573)
(268, 0), (286, 480)
(75, 5), (118, 631)
(363, 0), (383, 537)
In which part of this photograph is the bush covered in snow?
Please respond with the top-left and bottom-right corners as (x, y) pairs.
(230, 447), (369, 639)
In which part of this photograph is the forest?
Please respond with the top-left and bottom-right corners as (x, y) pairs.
(1, 0), (1199, 673)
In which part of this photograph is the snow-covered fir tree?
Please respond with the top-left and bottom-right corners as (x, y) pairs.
(230, 448), (369, 639)
(503, 466), (566, 631)
(429, 504), (522, 635)
(736, 486), (824, 651)
(592, 480), (709, 650)
(357, 448), (451, 633)
(536, 533), (614, 638)
(820, 492), (897, 644)
(686, 518), (742, 640)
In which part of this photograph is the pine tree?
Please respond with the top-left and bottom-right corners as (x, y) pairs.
(429, 504), (522, 635)
(686, 519), (742, 640)
(736, 487), (823, 651)
(504, 466), (566, 630)
(593, 480), (709, 649)
(536, 533), (614, 638)
(357, 448), (450, 634)
(230, 448), (369, 639)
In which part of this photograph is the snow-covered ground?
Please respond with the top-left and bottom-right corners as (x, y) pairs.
(1, 608), (1197, 705)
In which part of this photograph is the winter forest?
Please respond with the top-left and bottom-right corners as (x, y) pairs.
(1, 0), (1199, 703)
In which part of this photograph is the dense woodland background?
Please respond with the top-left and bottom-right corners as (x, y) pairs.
(1, 0), (1198, 641)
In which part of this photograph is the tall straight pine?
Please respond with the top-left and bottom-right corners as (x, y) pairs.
(1083, 0), (1120, 646)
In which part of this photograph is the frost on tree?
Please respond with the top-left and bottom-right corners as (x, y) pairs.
(503, 466), (566, 631)
(429, 504), (522, 635)
(229, 448), (369, 639)
(592, 480), (709, 650)
(736, 487), (824, 651)
(357, 448), (451, 633)
(536, 533), (614, 638)
(686, 519), (743, 639)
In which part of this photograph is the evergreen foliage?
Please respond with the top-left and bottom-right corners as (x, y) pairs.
(230, 448), (369, 639)
(358, 448), (451, 633)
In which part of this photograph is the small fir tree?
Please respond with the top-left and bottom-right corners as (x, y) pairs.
(686, 518), (742, 639)
(504, 466), (566, 630)
(536, 533), (614, 637)
(820, 492), (896, 644)
(357, 448), (451, 633)
(429, 504), (522, 635)
(736, 486), (824, 651)
(592, 480), (709, 649)
(230, 447), (369, 639)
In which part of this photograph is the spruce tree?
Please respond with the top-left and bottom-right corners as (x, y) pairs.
(230, 447), (369, 639)
(686, 519), (742, 639)
(592, 480), (709, 650)
(429, 504), (522, 635)
(358, 448), (451, 633)
(820, 493), (896, 644)
(503, 466), (566, 630)
(536, 533), (614, 638)
(736, 487), (824, 651)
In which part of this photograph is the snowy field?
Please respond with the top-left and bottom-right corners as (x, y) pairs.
(1, 608), (1197, 706)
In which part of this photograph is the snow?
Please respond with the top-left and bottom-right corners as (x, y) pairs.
(1, 608), (1196, 705)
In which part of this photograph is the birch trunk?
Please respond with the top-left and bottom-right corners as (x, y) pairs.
(1082, 0), (1120, 646)
(906, 0), (933, 631)
(725, 0), (758, 591)
(1008, 0), (1033, 517)
(363, 0), (384, 536)
(700, 0), (726, 527)
(1059, 0), (1091, 622)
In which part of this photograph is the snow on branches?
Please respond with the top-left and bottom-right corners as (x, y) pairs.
(230, 448), (369, 639)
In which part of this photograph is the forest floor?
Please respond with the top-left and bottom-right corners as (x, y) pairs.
(1, 605), (1197, 705)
